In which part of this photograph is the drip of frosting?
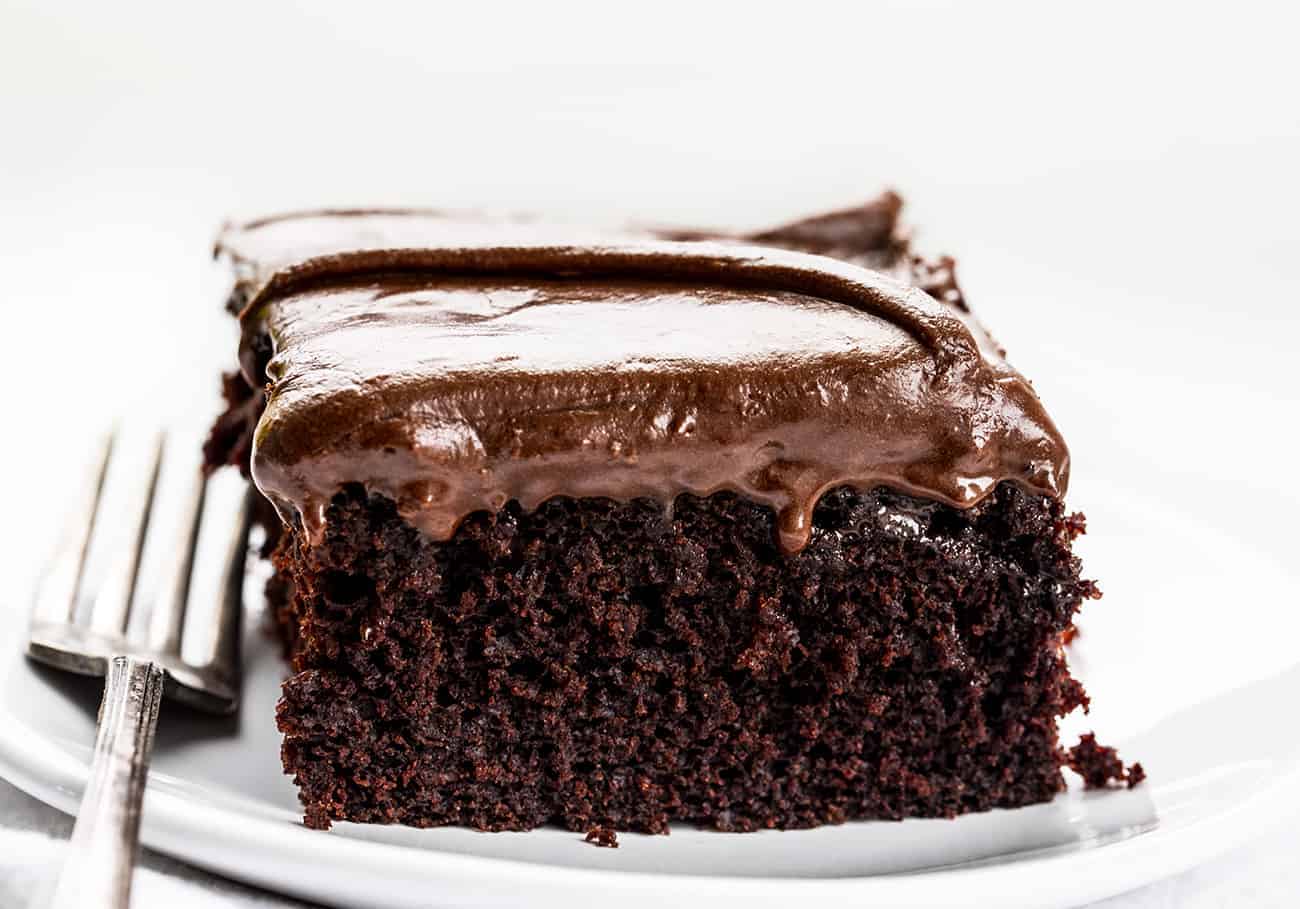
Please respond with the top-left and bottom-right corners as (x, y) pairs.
(230, 231), (1069, 556)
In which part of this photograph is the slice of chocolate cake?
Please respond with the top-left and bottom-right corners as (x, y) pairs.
(208, 193), (1099, 833)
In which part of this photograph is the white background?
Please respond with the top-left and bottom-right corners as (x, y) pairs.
(1, 1), (1298, 906)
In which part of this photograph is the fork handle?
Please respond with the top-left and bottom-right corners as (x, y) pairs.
(47, 656), (164, 909)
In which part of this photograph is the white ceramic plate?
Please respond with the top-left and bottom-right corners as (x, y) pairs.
(2, 458), (1299, 909)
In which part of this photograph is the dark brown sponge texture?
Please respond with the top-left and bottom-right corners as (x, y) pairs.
(1068, 732), (1145, 790)
(273, 481), (1097, 833)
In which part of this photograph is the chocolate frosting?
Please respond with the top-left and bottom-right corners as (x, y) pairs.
(219, 197), (1068, 555)
(217, 208), (654, 313)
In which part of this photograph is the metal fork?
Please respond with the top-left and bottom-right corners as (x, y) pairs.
(26, 428), (251, 908)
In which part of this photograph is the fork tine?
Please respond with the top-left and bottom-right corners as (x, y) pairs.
(86, 432), (165, 638)
(212, 485), (254, 689)
(141, 438), (209, 657)
(29, 421), (249, 714)
(32, 433), (114, 627)
(179, 468), (250, 683)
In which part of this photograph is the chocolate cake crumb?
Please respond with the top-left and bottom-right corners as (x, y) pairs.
(585, 827), (619, 848)
(1068, 733), (1144, 789)
(1061, 511), (1089, 541)
(1127, 762), (1147, 789)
